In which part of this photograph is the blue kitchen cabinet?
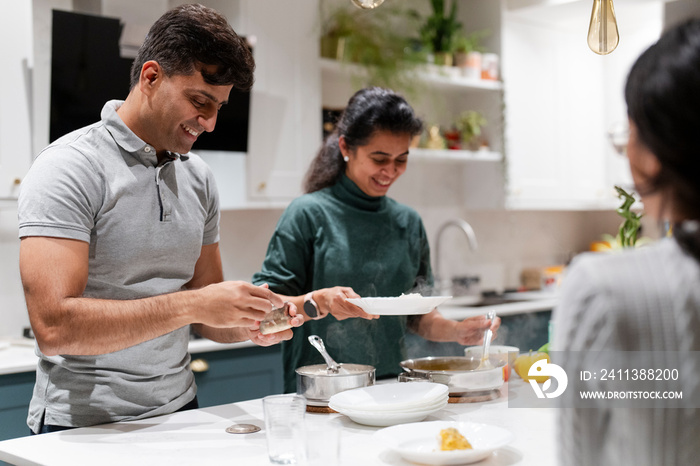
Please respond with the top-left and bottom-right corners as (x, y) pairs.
(191, 345), (284, 407)
(0, 371), (35, 442)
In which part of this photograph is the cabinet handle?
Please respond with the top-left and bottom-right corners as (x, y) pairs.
(13, 178), (21, 185)
(190, 358), (210, 373)
(257, 181), (266, 192)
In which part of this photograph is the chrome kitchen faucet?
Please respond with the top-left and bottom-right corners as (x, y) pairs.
(434, 219), (478, 296)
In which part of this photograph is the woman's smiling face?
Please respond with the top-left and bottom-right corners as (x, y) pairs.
(340, 130), (412, 197)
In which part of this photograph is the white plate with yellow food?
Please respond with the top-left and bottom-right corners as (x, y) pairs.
(346, 294), (452, 316)
(373, 421), (514, 465)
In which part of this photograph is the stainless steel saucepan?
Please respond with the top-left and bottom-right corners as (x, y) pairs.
(399, 356), (505, 395)
(296, 335), (375, 406)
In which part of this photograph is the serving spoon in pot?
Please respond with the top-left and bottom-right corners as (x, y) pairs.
(308, 335), (341, 374)
(476, 309), (497, 370)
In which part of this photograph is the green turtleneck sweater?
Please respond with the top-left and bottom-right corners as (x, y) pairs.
(253, 174), (433, 392)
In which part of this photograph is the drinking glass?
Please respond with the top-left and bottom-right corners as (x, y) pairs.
(262, 394), (306, 464)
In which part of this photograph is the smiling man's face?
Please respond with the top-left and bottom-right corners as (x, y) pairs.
(143, 63), (232, 156)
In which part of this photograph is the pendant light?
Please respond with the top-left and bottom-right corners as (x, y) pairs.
(587, 0), (619, 55)
(351, 0), (385, 9)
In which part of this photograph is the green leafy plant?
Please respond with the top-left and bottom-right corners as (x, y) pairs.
(453, 30), (488, 54)
(614, 185), (643, 247)
(420, 0), (462, 54)
(320, 7), (357, 60)
(320, 2), (425, 93)
(455, 111), (487, 149)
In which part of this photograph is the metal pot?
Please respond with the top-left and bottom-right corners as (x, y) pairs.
(296, 363), (375, 406)
(399, 356), (504, 395)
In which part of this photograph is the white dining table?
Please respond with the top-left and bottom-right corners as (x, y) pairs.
(0, 380), (557, 466)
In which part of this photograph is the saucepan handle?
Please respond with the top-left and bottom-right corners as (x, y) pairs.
(397, 370), (433, 383)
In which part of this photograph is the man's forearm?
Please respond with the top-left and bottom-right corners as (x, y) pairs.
(33, 289), (200, 356)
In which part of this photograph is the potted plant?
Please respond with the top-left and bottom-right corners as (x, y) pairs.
(320, 7), (356, 61)
(453, 30), (487, 68)
(455, 110), (487, 150)
(320, 1), (425, 93)
(420, 0), (462, 66)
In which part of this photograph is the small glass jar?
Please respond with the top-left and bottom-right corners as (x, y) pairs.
(259, 302), (292, 335)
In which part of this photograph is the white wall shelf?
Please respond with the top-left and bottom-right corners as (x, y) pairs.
(320, 58), (503, 93)
(409, 148), (502, 162)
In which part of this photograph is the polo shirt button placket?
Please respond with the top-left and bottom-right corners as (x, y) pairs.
(156, 160), (174, 223)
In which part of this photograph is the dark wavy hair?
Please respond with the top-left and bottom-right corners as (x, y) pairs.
(129, 4), (255, 90)
(625, 18), (700, 260)
(303, 87), (423, 193)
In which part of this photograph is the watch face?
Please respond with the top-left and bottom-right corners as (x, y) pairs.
(303, 300), (318, 318)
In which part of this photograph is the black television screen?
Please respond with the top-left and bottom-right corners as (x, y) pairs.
(50, 9), (250, 153)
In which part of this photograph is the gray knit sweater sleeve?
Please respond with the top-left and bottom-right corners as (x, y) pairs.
(552, 239), (700, 466)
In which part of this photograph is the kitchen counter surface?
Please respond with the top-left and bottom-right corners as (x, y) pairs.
(439, 296), (557, 321)
(0, 339), (37, 376)
(0, 381), (556, 466)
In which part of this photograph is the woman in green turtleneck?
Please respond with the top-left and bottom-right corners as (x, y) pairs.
(253, 87), (499, 392)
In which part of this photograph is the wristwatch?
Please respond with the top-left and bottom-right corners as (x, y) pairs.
(303, 291), (319, 319)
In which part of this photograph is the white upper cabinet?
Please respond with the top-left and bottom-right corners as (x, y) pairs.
(194, 0), (322, 208)
(503, 0), (664, 210)
(0, 1), (33, 200)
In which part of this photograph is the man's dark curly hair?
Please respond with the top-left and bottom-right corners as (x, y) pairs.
(129, 3), (254, 91)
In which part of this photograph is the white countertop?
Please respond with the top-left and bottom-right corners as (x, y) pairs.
(0, 381), (557, 466)
(0, 339), (38, 376)
(439, 297), (556, 321)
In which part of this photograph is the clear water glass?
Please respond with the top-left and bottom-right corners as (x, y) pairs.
(262, 394), (306, 464)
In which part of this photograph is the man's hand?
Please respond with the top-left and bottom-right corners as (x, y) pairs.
(247, 300), (304, 346)
(193, 281), (286, 329)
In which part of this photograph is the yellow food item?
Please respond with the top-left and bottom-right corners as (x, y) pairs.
(513, 351), (550, 383)
(590, 240), (613, 252)
(439, 427), (473, 451)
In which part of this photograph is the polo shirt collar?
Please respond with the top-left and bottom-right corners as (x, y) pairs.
(101, 100), (190, 166)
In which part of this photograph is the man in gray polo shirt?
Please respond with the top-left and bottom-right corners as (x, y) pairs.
(17, 4), (302, 434)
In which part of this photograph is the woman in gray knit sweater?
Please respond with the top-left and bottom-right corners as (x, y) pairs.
(553, 19), (700, 466)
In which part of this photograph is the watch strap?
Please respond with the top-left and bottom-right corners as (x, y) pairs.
(303, 291), (319, 319)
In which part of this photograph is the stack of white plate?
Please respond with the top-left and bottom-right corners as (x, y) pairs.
(328, 382), (449, 427)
